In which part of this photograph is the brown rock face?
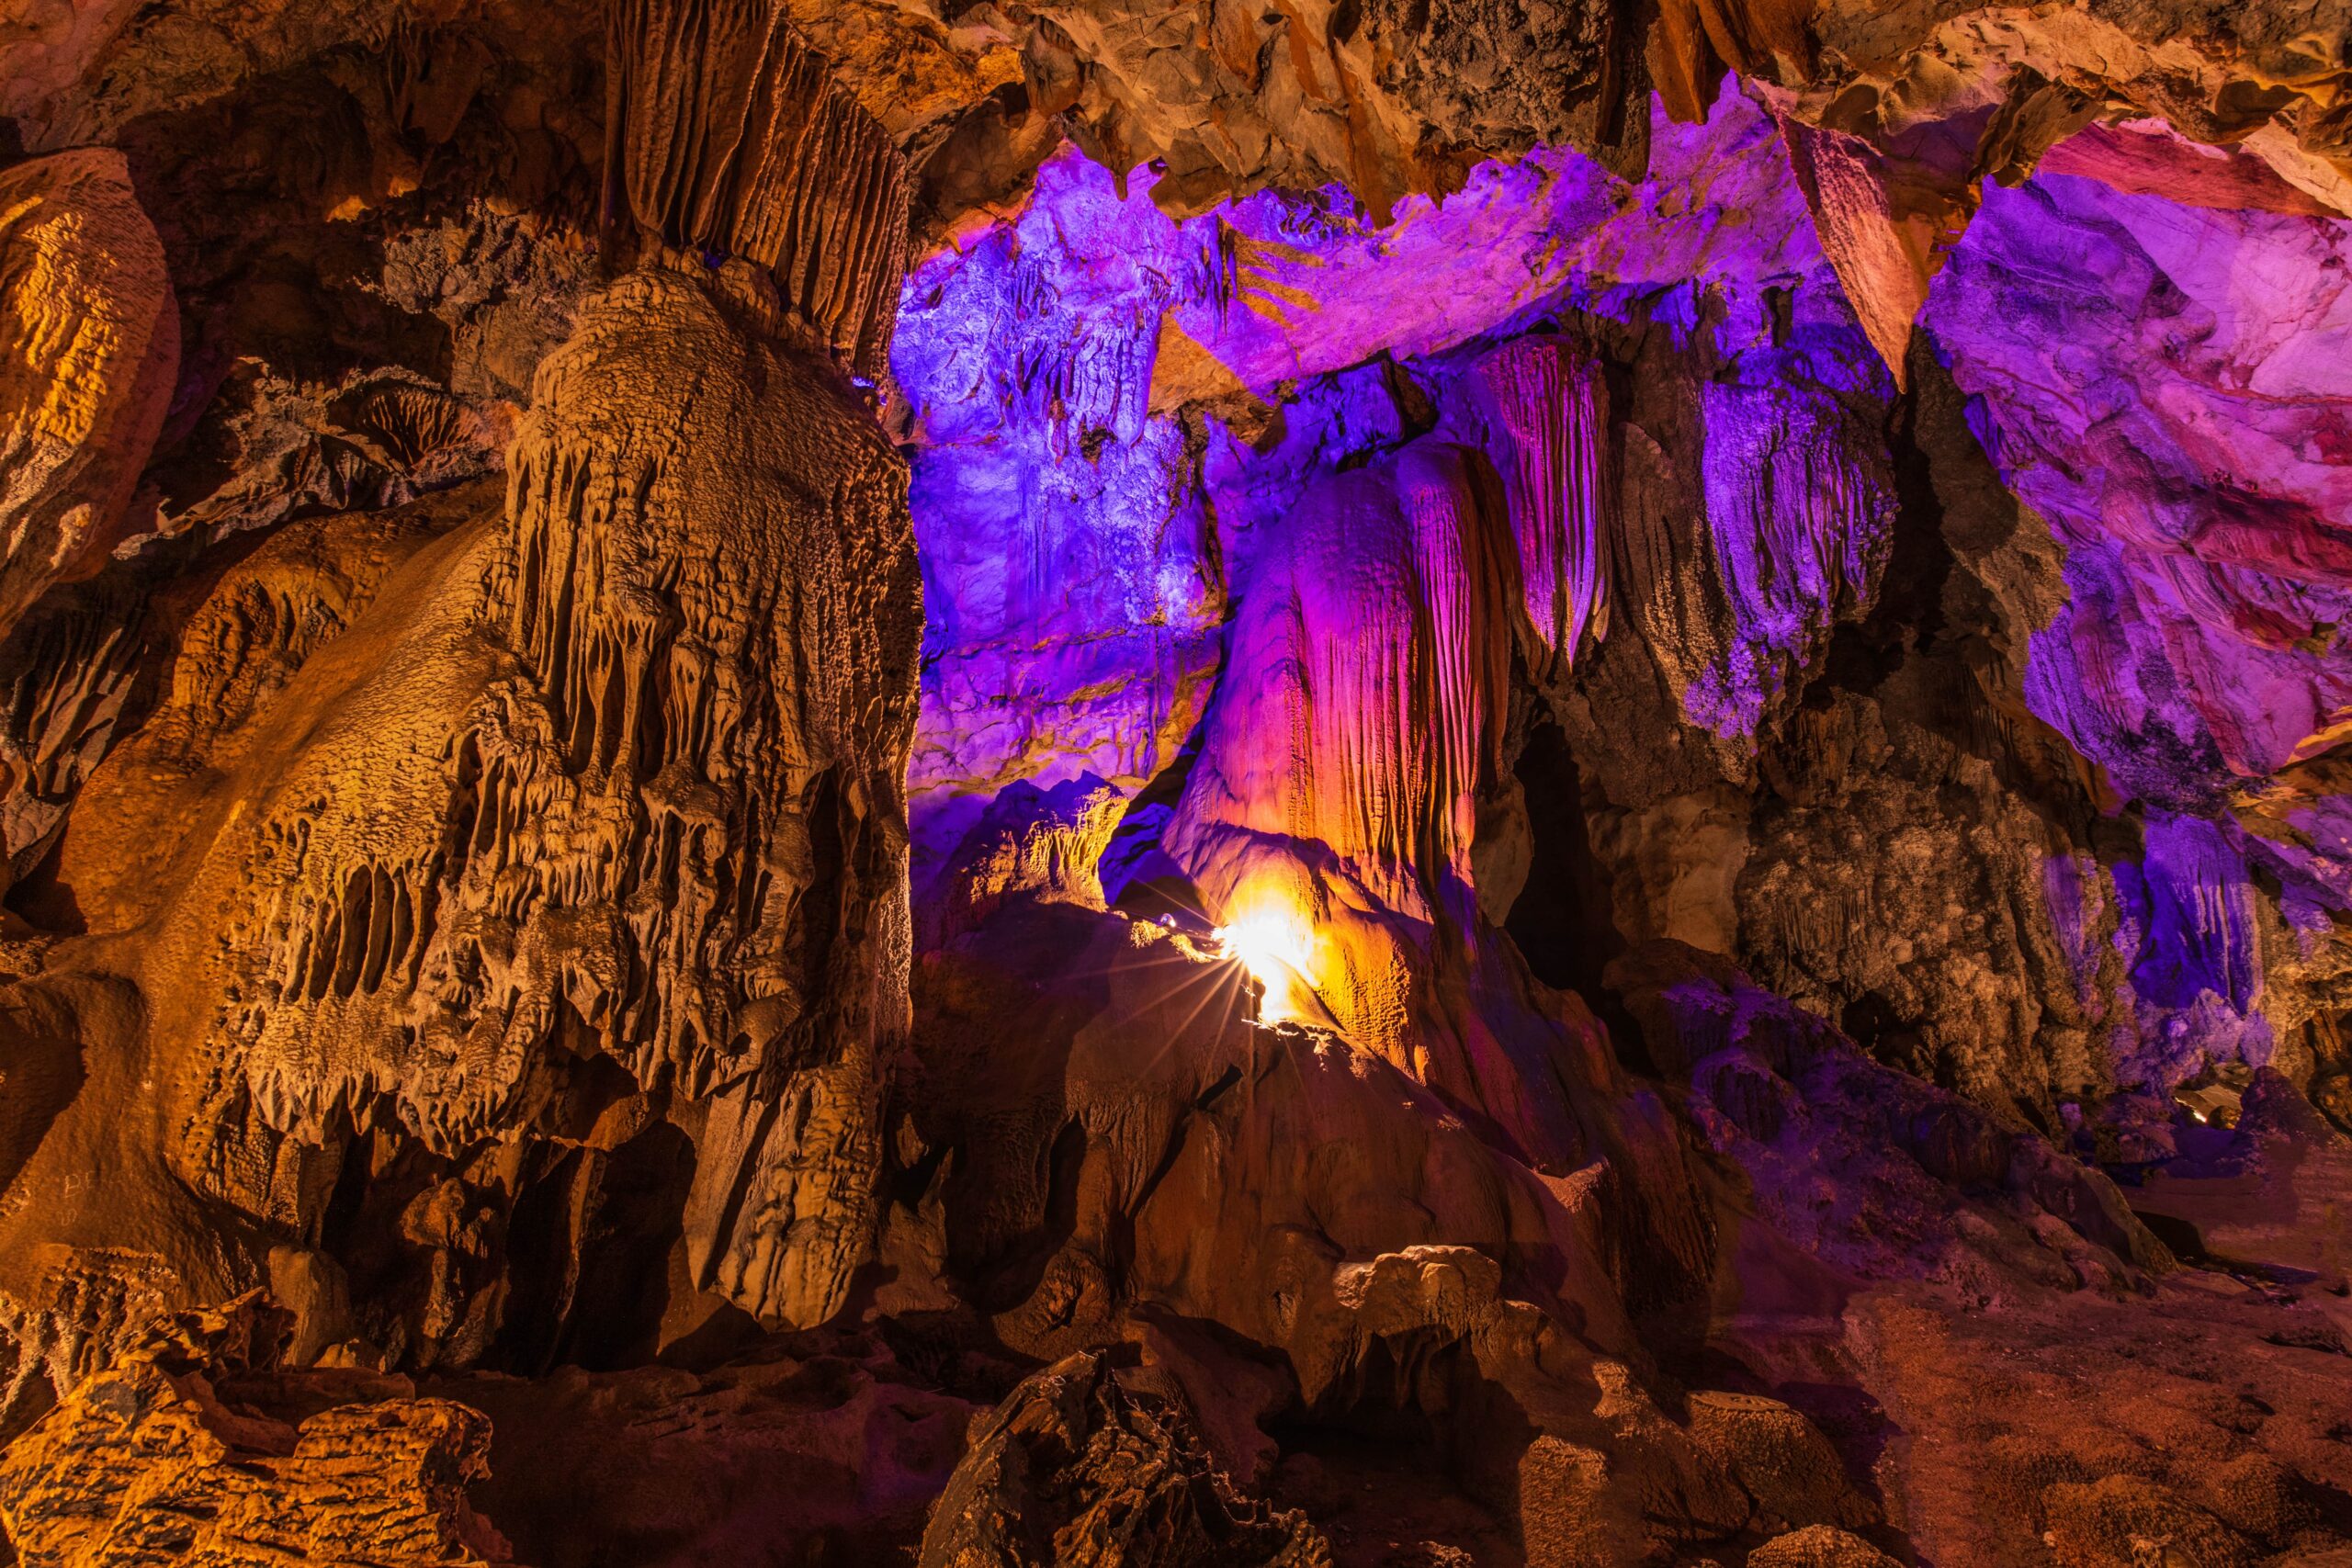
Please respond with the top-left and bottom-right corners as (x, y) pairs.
(0, 148), (178, 637)
(919, 1348), (1331, 1568)
(1744, 1526), (1904, 1568)
(443, 1322), (980, 1565)
(0, 254), (919, 1396)
(0, 0), (922, 1420)
(160, 261), (915, 1329)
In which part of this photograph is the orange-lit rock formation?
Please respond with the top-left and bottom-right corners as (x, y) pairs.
(0, 0), (921, 1427)
(0, 1294), (510, 1568)
(0, 148), (177, 637)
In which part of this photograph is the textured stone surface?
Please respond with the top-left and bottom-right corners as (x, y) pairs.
(0, 260), (917, 1417)
(919, 1349), (1330, 1568)
(444, 1323), (980, 1566)
(0, 149), (177, 638)
(0, 1294), (510, 1567)
(604, 0), (911, 375)
(1745, 1526), (1904, 1568)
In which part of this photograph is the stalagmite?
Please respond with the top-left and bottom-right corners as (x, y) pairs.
(917, 1350), (1332, 1568)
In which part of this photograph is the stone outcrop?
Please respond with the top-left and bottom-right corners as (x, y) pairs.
(0, 0), (923, 1428)
(444, 1321), (980, 1565)
(919, 1349), (1330, 1568)
(1609, 941), (2170, 1288)
(156, 261), (915, 1331)
(0, 253), (915, 1389)
(0, 1294), (509, 1568)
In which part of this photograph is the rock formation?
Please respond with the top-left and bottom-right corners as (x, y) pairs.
(0, 147), (177, 637)
(0, 1), (2348, 1565)
(0, 0), (922, 1427)
(919, 1348), (1331, 1568)
(0, 1293), (510, 1567)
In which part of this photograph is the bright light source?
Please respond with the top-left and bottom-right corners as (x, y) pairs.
(1214, 899), (1317, 1023)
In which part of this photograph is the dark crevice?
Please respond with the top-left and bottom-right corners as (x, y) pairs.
(1503, 716), (1622, 1010)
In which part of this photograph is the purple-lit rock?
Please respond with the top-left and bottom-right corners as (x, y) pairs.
(1910, 161), (2352, 1089)
(894, 84), (1901, 895)
(1928, 173), (2352, 807)
(894, 152), (1227, 883)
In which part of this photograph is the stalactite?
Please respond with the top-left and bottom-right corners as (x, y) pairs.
(1476, 337), (1613, 680)
(2128, 811), (2263, 1021)
(1162, 438), (1528, 1100)
(1186, 443), (1513, 920)
(1680, 376), (1896, 737)
(603, 0), (910, 377)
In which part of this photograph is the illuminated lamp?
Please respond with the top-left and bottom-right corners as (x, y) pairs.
(1213, 894), (1321, 1024)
